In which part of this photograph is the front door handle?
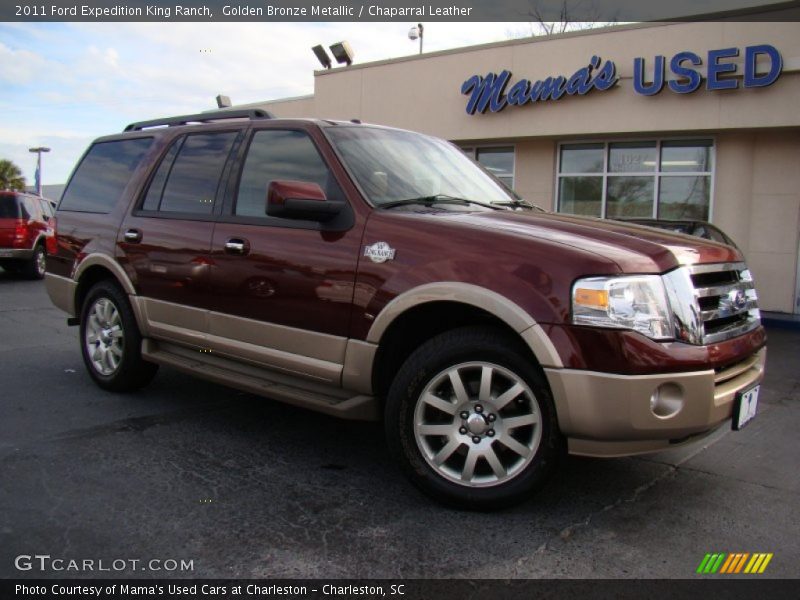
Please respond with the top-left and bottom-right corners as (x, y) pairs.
(224, 238), (249, 255)
(124, 229), (142, 243)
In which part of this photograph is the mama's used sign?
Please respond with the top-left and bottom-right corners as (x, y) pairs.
(461, 44), (782, 115)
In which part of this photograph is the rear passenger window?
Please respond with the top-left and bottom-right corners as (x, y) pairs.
(22, 197), (40, 219)
(39, 200), (54, 219)
(0, 195), (20, 218)
(60, 138), (153, 213)
(143, 132), (237, 215)
(235, 130), (344, 218)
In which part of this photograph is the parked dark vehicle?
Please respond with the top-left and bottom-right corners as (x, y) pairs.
(45, 110), (766, 509)
(614, 218), (739, 249)
(0, 191), (56, 279)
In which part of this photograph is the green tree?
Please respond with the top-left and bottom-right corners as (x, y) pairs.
(0, 159), (26, 191)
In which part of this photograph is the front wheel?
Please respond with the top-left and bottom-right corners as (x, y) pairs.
(385, 327), (563, 510)
(80, 280), (158, 392)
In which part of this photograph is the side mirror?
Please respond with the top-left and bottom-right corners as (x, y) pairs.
(266, 180), (343, 222)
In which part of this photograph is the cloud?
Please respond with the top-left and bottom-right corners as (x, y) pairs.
(1, 22), (517, 183)
(0, 41), (50, 85)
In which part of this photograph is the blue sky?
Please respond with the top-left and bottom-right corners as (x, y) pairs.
(0, 22), (524, 187)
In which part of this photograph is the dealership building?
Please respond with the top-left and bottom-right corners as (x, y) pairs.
(240, 20), (800, 315)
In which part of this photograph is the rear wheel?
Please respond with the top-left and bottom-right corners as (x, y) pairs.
(385, 326), (563, 510)
(80, 280), (158, 391)
(21, 244), (46, 279)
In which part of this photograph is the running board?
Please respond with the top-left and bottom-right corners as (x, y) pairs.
(141, 339), (380, 421)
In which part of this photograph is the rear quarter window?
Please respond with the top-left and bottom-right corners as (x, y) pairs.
(0, 195), (20, 218)
(60, 137), (153, 213)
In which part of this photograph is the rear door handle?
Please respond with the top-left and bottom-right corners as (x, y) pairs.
(124, 229), (142, 243)
(224, 238), (249, 255)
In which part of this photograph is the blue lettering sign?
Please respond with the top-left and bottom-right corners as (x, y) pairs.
(463, 45), (783, 114)
(633, 56), (665, 96)
(707, 47), (739, 91)
(668, 51), (703, 94)
(461, 71), (511, 114)
(744, 44), (782, 87)
(461, 56), (617, 115)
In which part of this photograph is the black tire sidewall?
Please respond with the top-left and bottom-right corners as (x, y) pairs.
(23, 244), (46, 280)
(79, 281), (156, 391)
(385, 327), (562, 510)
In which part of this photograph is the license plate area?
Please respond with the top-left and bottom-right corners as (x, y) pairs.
(732, 384), (760, 430)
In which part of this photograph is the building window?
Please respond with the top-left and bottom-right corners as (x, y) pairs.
(557, 140), (713, 220)
(462, 146), (515, 190)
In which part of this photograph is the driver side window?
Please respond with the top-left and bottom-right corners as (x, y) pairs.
(235, 129), (344, 218)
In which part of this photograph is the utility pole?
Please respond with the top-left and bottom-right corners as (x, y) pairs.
(28, 147), (51, 196)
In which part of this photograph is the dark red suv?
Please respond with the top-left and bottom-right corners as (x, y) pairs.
(0, 191), (56, 279)
(44, 110), (766, 508)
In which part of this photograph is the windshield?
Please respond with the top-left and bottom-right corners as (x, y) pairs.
(326, 126), (517, 207)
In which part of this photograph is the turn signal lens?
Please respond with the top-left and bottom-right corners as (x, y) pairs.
(574, 288), (609, 310)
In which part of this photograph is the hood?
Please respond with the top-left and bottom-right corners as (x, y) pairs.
(429, 209), (741, 273)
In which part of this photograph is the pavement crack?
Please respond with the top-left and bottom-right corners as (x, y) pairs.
(516, 426), (734, 574)
(526, 465), (678, 564)
(677, 464), (791, 492)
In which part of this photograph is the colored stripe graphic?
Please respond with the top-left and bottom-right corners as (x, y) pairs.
(698, 552), (773, 574)
(697, 554), (713, 574)
(745, 554), (760, 573)
(710, 553), (726, 573)
(758, 553), (773, 573)
(720, 553), (736, 573)
(731, 552), (750, 573)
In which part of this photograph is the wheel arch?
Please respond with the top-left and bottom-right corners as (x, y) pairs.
(366, 283), (563, 399)
(73, 255), (143, 329)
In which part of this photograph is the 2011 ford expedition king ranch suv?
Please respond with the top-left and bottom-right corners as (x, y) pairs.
(45, 109), (766, 509)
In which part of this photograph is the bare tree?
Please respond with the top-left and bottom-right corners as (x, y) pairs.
(507, 0), (618, 38)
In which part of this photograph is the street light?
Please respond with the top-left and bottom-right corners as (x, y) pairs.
(28, 147), (51, 196)
(408, 23), (424, 54)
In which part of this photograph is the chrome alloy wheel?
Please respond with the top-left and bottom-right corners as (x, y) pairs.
(84, 297), (124, 376)
(413, 361), (542, 488)
(35, 247), (46, 277)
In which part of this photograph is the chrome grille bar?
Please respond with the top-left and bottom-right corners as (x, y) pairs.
(685, 262), (761, 345)
(695, 280), (755, 298)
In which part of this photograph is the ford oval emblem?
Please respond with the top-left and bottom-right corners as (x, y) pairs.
(729, 288), (747, 310)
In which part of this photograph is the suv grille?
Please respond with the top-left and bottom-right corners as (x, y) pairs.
(688, 262), (760, 344)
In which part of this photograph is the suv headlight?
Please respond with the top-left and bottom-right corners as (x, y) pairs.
(572, 275), (673, 340)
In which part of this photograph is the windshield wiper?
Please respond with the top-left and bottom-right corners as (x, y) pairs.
(492, 199), (545, 211)
(379, 195), (500, 210)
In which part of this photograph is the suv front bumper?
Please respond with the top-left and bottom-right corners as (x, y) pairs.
(544, 347), (766, 457)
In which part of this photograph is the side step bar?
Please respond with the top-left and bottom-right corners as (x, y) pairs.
(141, 339), (380, 421)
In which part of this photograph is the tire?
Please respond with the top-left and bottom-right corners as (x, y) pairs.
(21, 244), (46, 280)
(79, 280), (158, 392)
(385, 326), (563, 510)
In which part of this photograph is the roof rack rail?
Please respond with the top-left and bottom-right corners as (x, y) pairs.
(124, 108), (274, 132)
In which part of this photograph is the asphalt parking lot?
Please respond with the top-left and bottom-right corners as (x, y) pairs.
(1, 272), (798, 579)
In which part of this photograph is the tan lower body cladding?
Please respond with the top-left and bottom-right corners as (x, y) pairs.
(546, 348), (766, 457)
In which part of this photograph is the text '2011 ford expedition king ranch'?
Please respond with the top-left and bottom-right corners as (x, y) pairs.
(45, 109), (765, 509)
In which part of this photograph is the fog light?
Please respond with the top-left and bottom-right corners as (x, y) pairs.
(650, 383), (684, 418)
